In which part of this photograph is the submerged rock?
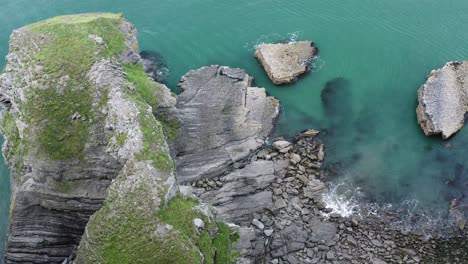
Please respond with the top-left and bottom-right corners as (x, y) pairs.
(416, 61), (468, 139)
(255, 41), (317, 84)
(175, 65), (279, 182)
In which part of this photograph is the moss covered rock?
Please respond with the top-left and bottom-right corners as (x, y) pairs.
(0, 13), (186, 263)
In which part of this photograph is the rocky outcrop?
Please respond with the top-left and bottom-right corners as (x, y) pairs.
(0, 13), (139, 263)
(0, 13), (220, 264)
(255, 41), (317, 85)
(175, 65), (279, 183)
(416, 61), (468, 139)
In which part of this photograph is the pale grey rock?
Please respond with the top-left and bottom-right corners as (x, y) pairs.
(264, 229), (274, 237)
(416, 61), (468, 139)
(194, 218), (205, 229)
(255, 41), (317, 84)
(275, 198), (287, 209)
(175, 65), (279, 182)
(273, 140), (292, 153)
(252, 219), (265, 230)
(290, 153), (301, 165)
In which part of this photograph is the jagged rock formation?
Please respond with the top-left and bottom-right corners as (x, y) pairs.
(175, 65), (279, 183)
(416, 61), (468, 139)
(255, 41), (317, 85)
(0, 13), (233, 264)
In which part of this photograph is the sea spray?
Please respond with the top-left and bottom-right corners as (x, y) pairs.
(321, 182), (362, 218)
(321, 181), (461, 237)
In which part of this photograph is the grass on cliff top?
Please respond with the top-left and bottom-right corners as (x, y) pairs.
(159, 197), (239, 264)
(27, 82), (94, 160)
(77, 188), (202, 264)
(78, 194), (238, 264)
(28, 13), (126, 78)
(20, 13), (125, 160)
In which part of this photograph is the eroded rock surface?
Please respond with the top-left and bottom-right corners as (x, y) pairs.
(416, 61), (468, 139)
(255, 41), (317, 85)
(175, 65), (279, 182)
(0, 13), (206, 264)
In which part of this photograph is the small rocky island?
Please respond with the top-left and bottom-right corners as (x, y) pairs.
(255, 41), (317, 85)
(0, 12), (467, 264)
(416, 61), (468, 139)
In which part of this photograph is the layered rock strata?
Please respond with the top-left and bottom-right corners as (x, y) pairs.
(0, 13), (227, 264)
(416, 61), (468, 139)
(255, 41), (317, 85)
(175, 65), (279, 183)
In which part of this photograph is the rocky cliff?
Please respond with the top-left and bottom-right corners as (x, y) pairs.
(416, 61), (468, 139)
(0, 13), (232, 264)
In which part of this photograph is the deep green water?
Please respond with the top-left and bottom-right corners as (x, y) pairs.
(1, 0), (468, 256)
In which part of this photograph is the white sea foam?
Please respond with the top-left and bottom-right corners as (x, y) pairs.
(244, 31), (304, 51)
(320, 181), (459, 237)
(321, 182), (362, 218)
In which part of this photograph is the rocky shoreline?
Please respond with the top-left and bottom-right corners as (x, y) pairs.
(0, 12), (467, 264)
(182, 128), (468, 264)
(171, 65), (468, 263)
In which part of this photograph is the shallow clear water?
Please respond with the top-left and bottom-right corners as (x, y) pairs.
(1, 0), (468, 256)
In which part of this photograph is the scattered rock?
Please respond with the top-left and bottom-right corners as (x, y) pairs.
(252, 219), (265, 230)
(264, 229), (274, 237)
(273, 140), (292, 153)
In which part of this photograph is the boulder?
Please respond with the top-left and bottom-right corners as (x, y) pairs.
(255, 41), (317, 84)
(416, 61), (468, 139)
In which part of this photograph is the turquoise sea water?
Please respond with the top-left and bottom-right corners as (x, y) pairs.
(1, 0), (468, 256)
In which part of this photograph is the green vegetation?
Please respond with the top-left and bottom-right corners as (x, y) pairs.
(77, 192), (239, 264)
(136, 110), (173, 172)
(115, 132), (127, 146)
(156, 114), (181, 140)
(27, 81), (94, 160)
(54, 179), (79, 193)
(14, 14), (127, 160)
(28, 13), (126, 77)
(213, 222), (240, 264)
(0, 113), (27, 173)
(159, 197), (216, 263)
(159, 197), (239, 264)
(77, 184), (201, 264)
(123, 63), (159, 110)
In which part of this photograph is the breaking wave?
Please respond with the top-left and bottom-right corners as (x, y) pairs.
(321, 181), (462, 237)
(244, 31), (303, 51)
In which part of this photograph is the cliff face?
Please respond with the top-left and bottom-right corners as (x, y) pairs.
(1, 13), (237, 264)
(0, 13), (177, 263)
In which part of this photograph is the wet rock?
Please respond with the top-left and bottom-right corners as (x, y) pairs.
(416, 61), (468, 139)
(255, 41), (317, 84)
